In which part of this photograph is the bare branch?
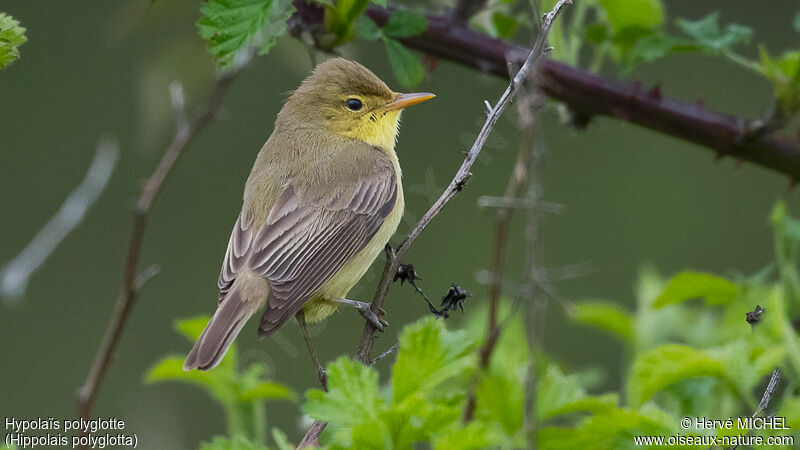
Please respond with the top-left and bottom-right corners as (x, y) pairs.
(297, 0), (573, 445)
(728, 368), (782, 450)
(1, 140), (119, 303)
(76, 51), (252, 429)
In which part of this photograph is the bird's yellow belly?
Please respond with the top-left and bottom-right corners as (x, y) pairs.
(302, 182), (405, 323)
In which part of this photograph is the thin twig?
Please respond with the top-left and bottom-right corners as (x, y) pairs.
(298, 0), (572, 445)
(370, 344), (398, 366)
(727, 368), (781, 450)
(1, 140), (119, 303)
(76, 52), (252, 428)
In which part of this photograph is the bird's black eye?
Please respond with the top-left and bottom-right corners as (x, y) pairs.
(345, 98), (363, 111)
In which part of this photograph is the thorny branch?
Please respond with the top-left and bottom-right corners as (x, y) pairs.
(76, 52), (252, 429)
(298, 0), (573, 446)
(352, 7), (800, 182)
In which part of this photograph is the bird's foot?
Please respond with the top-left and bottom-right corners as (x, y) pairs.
(333, 298), (388, 331)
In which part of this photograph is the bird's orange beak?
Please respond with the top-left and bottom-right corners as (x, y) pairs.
(385, 92), (435, 111)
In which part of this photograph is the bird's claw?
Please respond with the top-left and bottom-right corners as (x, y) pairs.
(360, 307), (389, 331)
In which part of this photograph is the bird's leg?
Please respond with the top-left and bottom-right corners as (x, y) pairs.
(332, 298), (389, 331)
(295, 311), (327, 391)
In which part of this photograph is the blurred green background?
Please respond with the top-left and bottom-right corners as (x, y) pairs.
(2, 0), (799, 447)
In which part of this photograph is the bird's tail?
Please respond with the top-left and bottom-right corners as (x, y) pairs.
(183, 272), (267, 371)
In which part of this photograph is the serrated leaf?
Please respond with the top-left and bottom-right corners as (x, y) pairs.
(383, 10), (427, 38)
(354, 15), (381, 41)
(384, 38), (425, 88)
(628, 344), (726, 406)
(392, 316), (474, 404)
(302, 356), (382, 425)
(676, 13), (752, 52)
(0, 13), (27, 69)
(653, 272), (738, 308)
(199, 435), (269, 450)
(571, 301), (634, 343)
(432, 421), (500, 450)
(197, 0), (296, 68)
(598, 0), (663, 32)
(622, 33), (700, 69)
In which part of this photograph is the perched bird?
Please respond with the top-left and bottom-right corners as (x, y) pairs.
(184, 58), (434, 371)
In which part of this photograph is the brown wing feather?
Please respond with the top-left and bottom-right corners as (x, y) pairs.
(255, 162), (397, 336)
(214, 148), (398, 336)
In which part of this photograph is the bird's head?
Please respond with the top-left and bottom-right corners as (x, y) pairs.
(280, 58), (434, 150)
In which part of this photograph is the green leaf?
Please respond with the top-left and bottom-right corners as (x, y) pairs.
(758, 47), (800, 118)
(538, 406), (674, 449)
(628, 344), (726, 406)
(0, 13), (27, 69)
(239, 381), (295, 401)
(653, 272), (739, 308)
(270, 428), (294, 450)
(199, 435), (269, 450)
(370, 0), (388, 6)
(323, 0), (371, 43)
(537, 365), (617, 421)
(197, 0), (296, 68)
(176, 316), (213, 341)
(383, 10), (427, 38)
(491, 12), (517, 39)
(476, 373), (522, 434)
(598, 0), (664, 32)
(432, 421), (500, 450)
(302, 356), (383, 425)
(392, 316), (474, 404)
(384, 38), (425, 88)
(623, 33), (700, 69)
(676, 13), (752, 52)
(354, 15), (381, 41)
(571, 301), (634, 343)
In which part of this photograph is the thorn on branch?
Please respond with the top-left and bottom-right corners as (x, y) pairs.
(455, 173), (472, 192)
(484, 100), (493, 115)
(647, 85), (662, 101)
(544, 46), (554, 54)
